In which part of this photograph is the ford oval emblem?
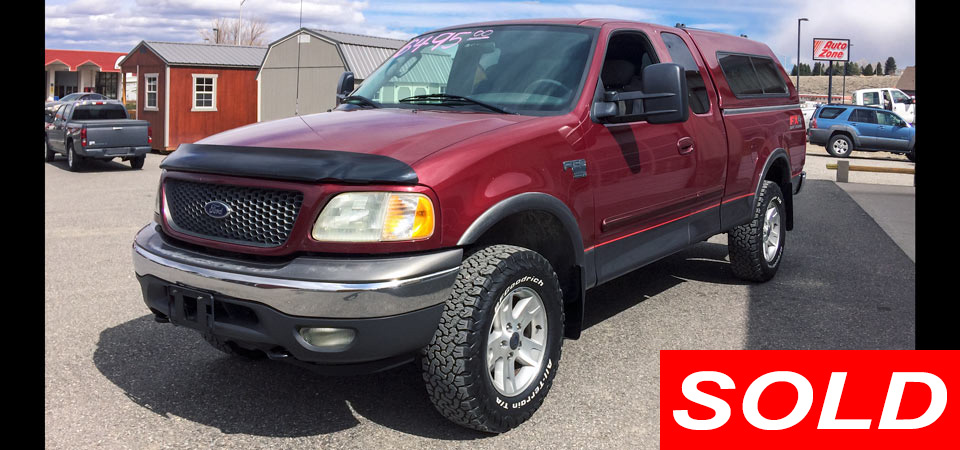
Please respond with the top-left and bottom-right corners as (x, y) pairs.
(203, 201), (233, 219)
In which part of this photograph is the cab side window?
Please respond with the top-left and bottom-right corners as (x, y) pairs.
(599, 31), (660, 123)
(661, 32), (710, 114)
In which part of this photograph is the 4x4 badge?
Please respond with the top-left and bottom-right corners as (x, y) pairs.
(563, 159), (587, 178)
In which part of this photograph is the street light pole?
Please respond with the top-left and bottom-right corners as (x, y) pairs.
(237, 0), (247, 45)
(797, 18), (808, 101)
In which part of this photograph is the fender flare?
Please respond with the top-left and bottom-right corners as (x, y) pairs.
(828, 125), (860, 148)
(457, 192), (589, 338)
(457, 192), (585, 267)
(752, 148), (794, 230)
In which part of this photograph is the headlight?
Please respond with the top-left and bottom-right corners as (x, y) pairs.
(311, 192), (435, 242)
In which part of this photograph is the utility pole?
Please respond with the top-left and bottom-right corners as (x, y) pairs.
(797, 18), (808, 100)
(237, 0), (247, 45)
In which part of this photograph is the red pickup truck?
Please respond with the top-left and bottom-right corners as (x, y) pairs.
(133, 19), (805, 432)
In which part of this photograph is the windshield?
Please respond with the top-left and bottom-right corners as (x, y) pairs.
(352, 25), (597, 116)
(60, 93), (82, 102)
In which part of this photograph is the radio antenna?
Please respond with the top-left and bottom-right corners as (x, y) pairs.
(294, 0), (303, 116)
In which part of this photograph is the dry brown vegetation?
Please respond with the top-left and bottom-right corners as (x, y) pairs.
(794, 75), (901, 97)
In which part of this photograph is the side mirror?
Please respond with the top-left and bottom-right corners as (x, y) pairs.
(335, 71), (355, 105)
(640, 63), (689, 124)
(591, 62), (688, 124)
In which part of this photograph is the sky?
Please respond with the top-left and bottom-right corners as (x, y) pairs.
(44, 0), (916, 70)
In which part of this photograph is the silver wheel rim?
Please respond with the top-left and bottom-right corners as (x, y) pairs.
(832, 139), (849, 155)
(68, 146), (73, 166)
(762, 198), (782, 262)
(487, 286), (548, 397)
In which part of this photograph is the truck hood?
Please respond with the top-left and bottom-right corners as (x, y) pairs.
(198, 108), (534, 166)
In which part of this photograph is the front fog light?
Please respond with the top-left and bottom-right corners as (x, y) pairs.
(298, 327), (356, 348)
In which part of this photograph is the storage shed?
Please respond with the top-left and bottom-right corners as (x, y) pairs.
(257, 28), (406, 122)
(896, 66), (915, 97)
(118, 41), (267, 151)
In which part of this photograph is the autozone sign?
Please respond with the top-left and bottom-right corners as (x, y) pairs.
(813, 38), (850, 61)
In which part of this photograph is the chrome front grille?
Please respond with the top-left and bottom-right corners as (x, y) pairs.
(163, 178), (304, 247)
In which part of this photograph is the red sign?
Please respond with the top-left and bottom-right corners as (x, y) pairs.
(661, 351), (957, 448)
(813, 38), (850, 61)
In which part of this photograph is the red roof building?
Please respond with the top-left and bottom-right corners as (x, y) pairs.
(44, 49), (128, 101)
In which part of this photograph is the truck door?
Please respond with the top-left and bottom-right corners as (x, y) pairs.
(49, 105), (67, 151)
(583, 25), (725, 284)
(890, 89), (915, 123)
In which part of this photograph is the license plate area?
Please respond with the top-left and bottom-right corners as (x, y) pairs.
(166, 285), (215, 331)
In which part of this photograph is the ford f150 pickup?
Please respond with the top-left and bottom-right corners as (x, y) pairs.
(45, 100), (151, 171)
(132, 19), (806, 433)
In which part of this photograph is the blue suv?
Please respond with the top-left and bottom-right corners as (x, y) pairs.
(807, 104), (915, 161)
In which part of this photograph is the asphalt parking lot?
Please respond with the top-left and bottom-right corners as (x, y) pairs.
(45, 151), (915, 449)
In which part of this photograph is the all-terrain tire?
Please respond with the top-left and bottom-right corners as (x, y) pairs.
(421, 245), (564, 433)
(728, 180), (785, 282)
(827, 134), (853, 157)
(202, 332), (266, 360)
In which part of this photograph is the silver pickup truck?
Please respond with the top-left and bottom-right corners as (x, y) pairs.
(44, 100), (151, 171)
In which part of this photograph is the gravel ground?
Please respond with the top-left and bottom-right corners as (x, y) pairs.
(803, 143), (915, 186)
(45, 151), (915, 449)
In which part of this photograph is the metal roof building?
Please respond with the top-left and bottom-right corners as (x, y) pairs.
(122, 41), (268, 68)
(257, 28), (407, 121)
(118, 41), (267, 151)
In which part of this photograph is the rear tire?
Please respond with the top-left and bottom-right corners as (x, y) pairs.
(827, 134), (853, 157)
(421, 245), (564, 433)
(906, 147), (915, 162)
(728, 180), (785, 282)
(67, 143), (83, 172)
(130, 155), (145, 170)
(45, 137), (55, 162)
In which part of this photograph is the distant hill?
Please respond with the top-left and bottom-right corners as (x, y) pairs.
(794, 75), (901, 97)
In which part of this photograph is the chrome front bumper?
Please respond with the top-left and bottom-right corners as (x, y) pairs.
(132, 224), (462, 319)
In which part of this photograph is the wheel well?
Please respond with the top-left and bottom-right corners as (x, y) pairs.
(829, 130), (853, 144)
(465, 210), (582, 337)
(764, 156), (794, 230)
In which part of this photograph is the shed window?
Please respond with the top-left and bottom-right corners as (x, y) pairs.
(144, 74), (158, 110)
(192, 74), (218, 111)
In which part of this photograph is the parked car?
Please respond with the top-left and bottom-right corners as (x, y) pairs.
(851, 88), (915, 125)
(807, 104), (915, 161)
(44, 100), (152, 171)
(131, 19), (806, 433)
(45, 92), (107, 114)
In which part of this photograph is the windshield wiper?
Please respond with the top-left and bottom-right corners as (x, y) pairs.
(398, 94), (515, 114)
(340, 95), (382, 109)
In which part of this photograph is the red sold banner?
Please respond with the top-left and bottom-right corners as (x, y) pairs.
(661, 351), (957, 448)
(813, 38), (850, 61)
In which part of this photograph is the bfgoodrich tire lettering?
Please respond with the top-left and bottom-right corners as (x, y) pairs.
(421, 245), (564, 433)
(728, 180), (785, 282)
